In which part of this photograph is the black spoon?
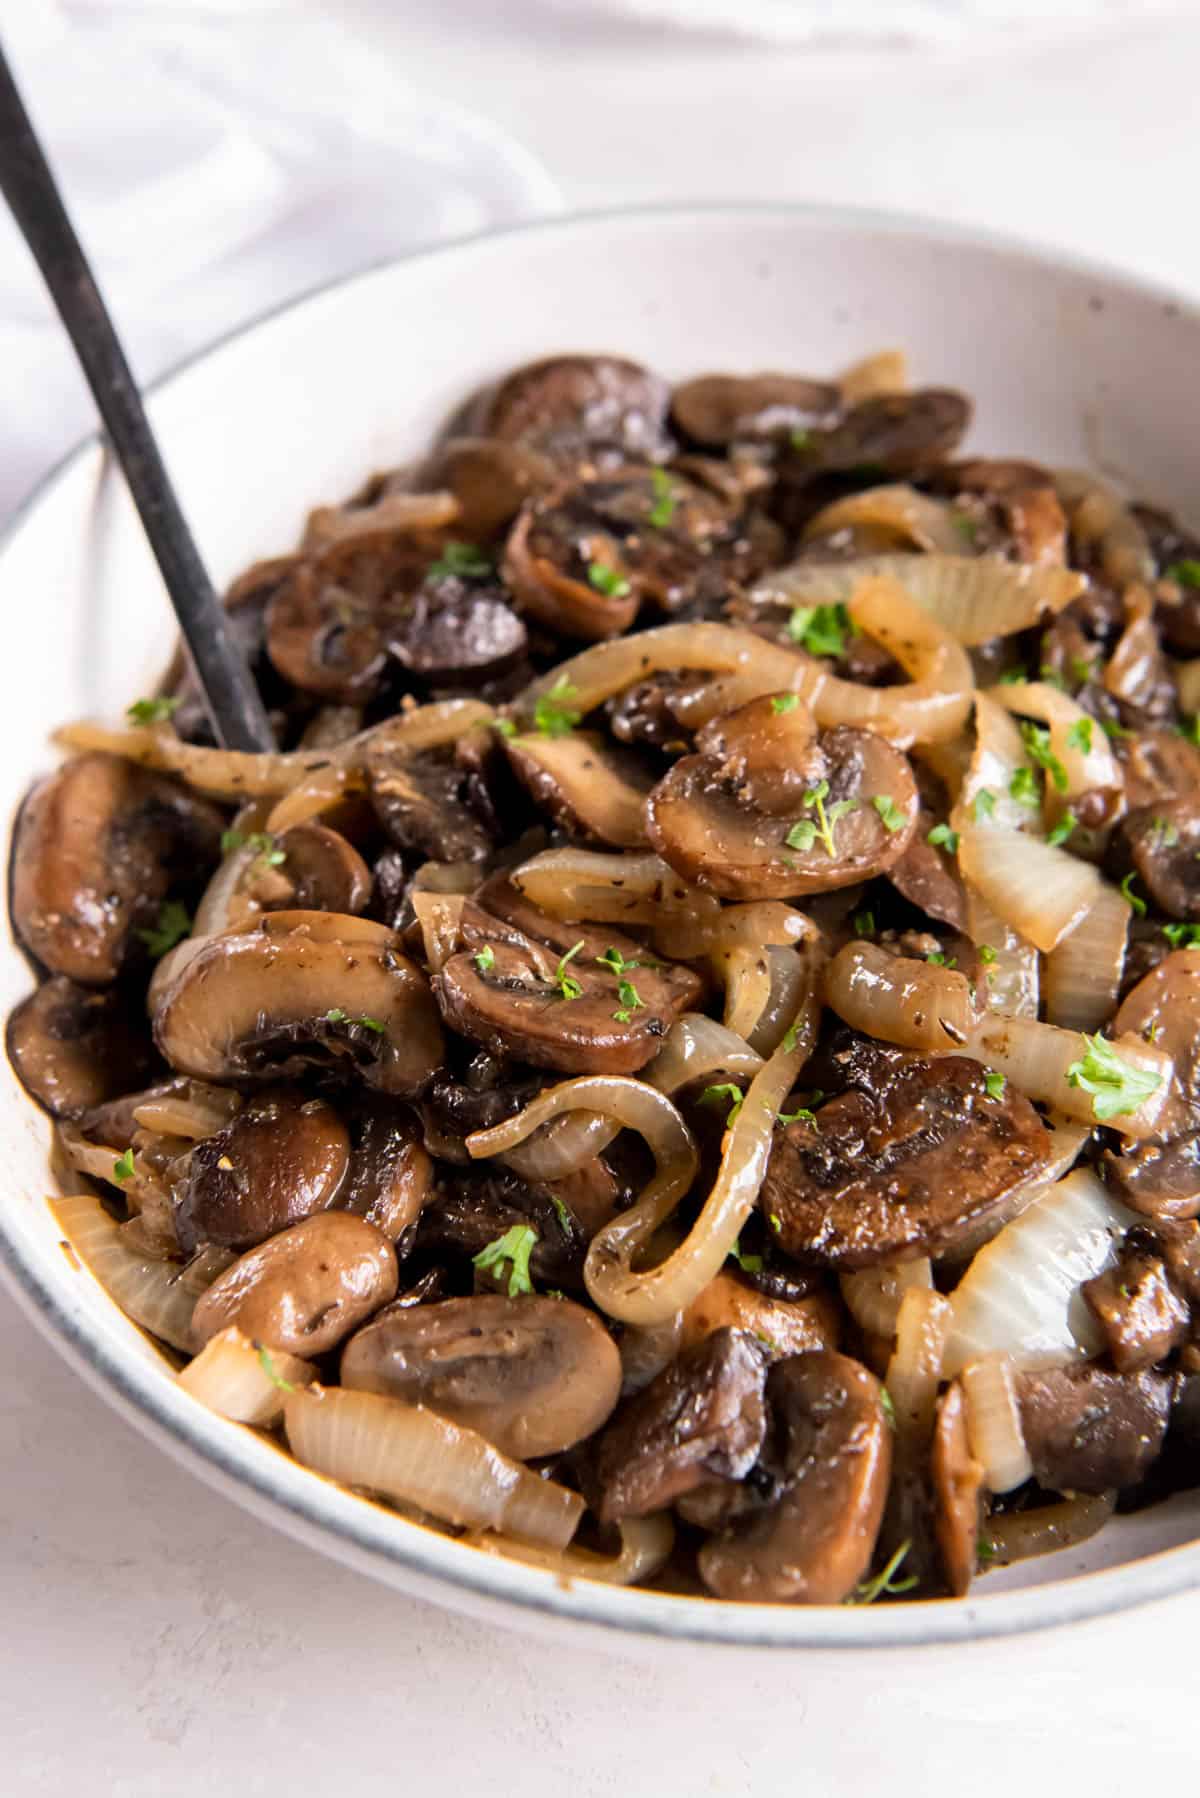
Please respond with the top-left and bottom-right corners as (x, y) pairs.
(0, 41), (275, 754)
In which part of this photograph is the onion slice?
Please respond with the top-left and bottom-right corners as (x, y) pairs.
(644, 1014), (764, 1093)
(957, 824), (1102, 952)
(964, 889), (1039, 1019)
(1042, 883), (1129, 1032)
(463, 1513), (674, 1587)
(982, 1492), (1115, 1566)
(840, 1259), (933, 1341)
(511, 847), (719, 931)
(951, 693), (1042, 838)
(284, 1385), (583, 1549)
(1054, 470), (1153, 586)
(838, 348), (908, 404)
(808, 576), (974, 746)
(802, 485), (968, 554)
(824, 940), (981, 1052)
(964, 1016), (1170, 1139)
(50, 1192), (196, 1351)
(943, 1169), (1137, 1376)
(178, 1326), (315, 1425)
(990, 679), (1123, 813)
(960, 1354), (1033, 1494)
(885, 1286), (953, 1446)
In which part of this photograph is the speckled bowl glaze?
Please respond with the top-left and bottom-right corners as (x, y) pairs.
(3, 205), (1200, 1651)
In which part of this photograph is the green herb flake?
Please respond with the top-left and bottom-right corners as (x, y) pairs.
(880, 1387), (896, 1432)
(125, 695), (181, 726)
(256, 1345), (297, 1394)
(321, 1008), (384, 1033)
(781, 1021), (800, 1053)
(998, 670), (1026, 686)
(552, 940), (586, 1002)
(927, 822), (959, 853)
(136, 899), (191, 959)
(1019, 720), (1069, 793)
(789, 426), (812, 452)
(786, 602), (854, 660)
(474, 945), (496, 974)
(243, 831), (285, 868)
(771, 693), (801, 715)
(1037, 665), (1067, 693)
(587, 561), (631, 599)
(1167, 559), (1200, 589)
(1163, 922), (1200, 950)
(428, 541), (492, 579)
(473, 1224), (539, 1298)
(953, 512), (977, 544)
(112, 1148), (135, 1186)
(1120, 871), (1147, 917)
(977, 944), (998, 965)
(729, 1237), (764, 1275)
(977, 1535), (998, 1567)
(1102, 718), (1133, 741)
(785, 819), (818, 853)
(1008, 765), (1039, 808)
(1070, 656), (1095, 686)
(847, 1539), (918, 1605)
(775, 1105), (817, 1127)
(1066, 717), (1094, 754)
(872, 793), (908, 833)
(647, 466), (677, 529)
(984, 1071), (1006, 1100)
(492, 717), (518, 738)
(973, 788), (997, 822)
(768, 1212), (782, 1234)
(1152, 815), (1180, 849)
(853, 910), (876, 938)
(533, 675), (582, 739)
(1066, 1032), (1164, 1122)
(925, 951), (957, 968)
(550, 1195), (573, 1234)
(700, 1082), (745, 1127)
(1046, 810), (1078, 848)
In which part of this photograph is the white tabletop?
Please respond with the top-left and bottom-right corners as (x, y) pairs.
(7, 6), (1200, 1793)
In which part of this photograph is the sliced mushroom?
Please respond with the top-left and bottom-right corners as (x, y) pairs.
(423, 437), (557, 538)
(265, 559), (390, 703)
(472, 354), (671, 466)
(503, 501), (639, 639)
(364, 722), (496, 864)
(887, 767), (968, 930)
(605, 672), (706, 754)
(1082, 1246), (1190, 1373)
(417, 1164), (587, 1291)
(1117, 802), (1200, 920)
(384, 570), (527, 685)
(592, 1328), (767, 1521)
(341, 1294), (621, 1458)
(152, 911), (444, 1096)
(434, 886), (702, 1076)
(11, 754), (224, 984)
(799, 390), (972, 479)
(7, 976), (159, 1119)
(499, 730), (653, 849)
(337, 1097), (433, 1240)
(931, 1381), (984, 1597)
(195, 824), (372, 935)
(698, 1351), (892, 1604)
(191, 1212), (398, 1356)
(670, 373), (838, 448)
(646, 696), (918, 900)
(174, 1089), (350, 1254)
(1015, 1364), (1172, 1494)
(1107, 950), (1200, 1150)
(679, 1269), (840, 1360)
(759, 1047), (1050, 1268)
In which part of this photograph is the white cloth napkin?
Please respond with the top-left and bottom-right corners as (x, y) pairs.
(0, 4), (560, 522)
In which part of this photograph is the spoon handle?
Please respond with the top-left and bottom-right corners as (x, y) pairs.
(0, 44), (275, 753)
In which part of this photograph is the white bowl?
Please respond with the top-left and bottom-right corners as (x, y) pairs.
(3, 204), (1200, 1651)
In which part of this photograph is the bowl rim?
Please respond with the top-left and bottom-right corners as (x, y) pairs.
(4, 197), (1200, 1651)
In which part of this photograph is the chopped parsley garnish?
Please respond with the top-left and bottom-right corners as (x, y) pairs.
(587, 561), (631, 599)
(1037, 665), (1067, 692)
(1008, 765), (1039, 807)
(880, 1387), (896, 1431)
(1066, 1033), (1163, 1122)
(1146, 1023), (1163, 1043)
(112, 1148), (135, 1186)
(647, 466), (677, 529)
(1019, 720), (1068, 793)
(952, 512), (977, 544)
(1167, 559), (1200, 588)
(700, 1083), (745, 1127)
(978, 944), (998, 965)
(550, 1194), (573, 1234)
(1101, 717), (1133, 741)
(552, 941), (585, 1001)
(872, 793), (908, 833)
(786, 602), (854, 659)
(789, 426), (812, 451)
(775, 1104), (817, 1126)
(473, 1224), (538, 1298)
(1046, 810), (1078, 848)
(256, 1345), (297, 1393)
(1163, 922), (1200, 949)
(728, 1237), (764, 1275)
(321, 1009), (384, 1032)
(1066, 717), (1094, 754)
(786, 779), (857, 859)
(770, 693), (801, 715)
(126, 695), (181, 726)
(1119, 871), (1146, 917)
(768, 1212), (782, 1234)
(492, 717), (518, 738)
(853, 910), (876, 938)
(977, 1534), (997, 1567)
(533, 675), (582, 739)
(1070, 655), (1096, 685)
(428, 541), (493, 579)
(984, 1071), (1006, 1100)
(474, 945), (496, 974)
(782, 1020), (801, 1053)
(221, 828), (285, 867)
(973, 788), (997, 822)
(847, 1539), (918, 1605)
(136, 900), (191, 959)
(925, 951), (957, 968)
(927, 822), (959, 853)
(998, 669), (1026, 685)
(1152, 815), (1180, 849)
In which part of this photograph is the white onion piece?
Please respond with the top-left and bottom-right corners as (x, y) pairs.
(943, 1169), (1138, 1376)
(1104, 584), (1160, 706)
(582, 975), (821, 1327)
(960, 1354), (1033, 1494)
(718, 944), (772, 1044)
(751, 554), (1083, 647)
(802, 485), (968, 554)
(957, 825), (1101, 952)
(840, 1258), (932, 1340)
(410, 890), (466, 973)
(964, 1016), (1170, 1139)
(915, 733), (973, 805)
(132, 1084), (242, 1140)
(50, 1193), (196, 1351)
(951, 694), (1041, 838)
(824, 940), (981, 1053)
(1054, 470), (1154, 586)
(285, 1386), (583, 1549)
(654, 898), (818, 963)
(747, 946), (810, 1057)
(990, 680), (1123, 809)
(192, 842), (263, 935)
(178, 1326), (315, 1425)
(265, 766), (356, 834)
(498, 1110), (620, 1182)
(838, 347), (908, 404)
(463, 1513), (674, 1587)
(511, 847), (719, 929)
(964, 889), (1039, 1019)
(885, 1287), (953, 1446)
(518, 622), (822, 720)
(644, 1014), (764, 1094)
(809, 576), (974, 746)
(1043, 883), (1129, 1031)
(1175, 658), (1200, 715)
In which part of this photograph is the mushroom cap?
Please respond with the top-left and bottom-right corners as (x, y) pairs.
(341, 1293), (621, 1459)
(647, 700), (918, 900)
(423, 436), (557, 538)
(1112, 950), (1200, 1140)
(931, 1381), (984, 1598)
(500, 730), (653, 850)
(812, 390), (972, 477)
(11, 753), (224, 984)
(679, 1269), (840, 1361)
(175, 1088), (351, 1254)
(473, 354), (671, 466)
(265, 559), (389, 703)
(364, 729), (495, 865)
(698, 1350), (892, 1604)
(6, 975), (158, 1119)
(760, 1050), (1050, 1268)
(384, 572), (527, 684)
(337, 1097), (434, 1241)
(191, 1211), (398, 1357)
(151, 910), (444, 1095)
(1119, 801), (1200, 920)
(670, 372), (838, 448)
(1016, 1364), (1171, 1494)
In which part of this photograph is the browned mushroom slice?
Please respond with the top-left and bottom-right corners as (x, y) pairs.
(606, 672), (706, 753)
(698, 1351), (892, 1604)
(365, 725), (495, 864)
(7, 976), (159, 1118)
(416, 1165), (588, 1291)
(1117, 801), (1200, 920)
(1082, 1246), (1190, 1372)
(174, 1088), (350, 1254)
(265, 560), (390, 703)
(337, 1097), (433, 1240)
(1132, 502), (1200, 653)
(152, 911), (444, 1096)
(886, 766), (967, 930)
(931, 1381), (984, 1598)
(646, 695), (918, 900)
(384, 570), (527, 684)
(1015, 1364), (1172, 1494)
(422, 437), (557, 538)
(1110, 950), (1200, 1142)
(341, 1294), (621, 1459)
(679, 1269), (840, 1359)
(804, 390), (972, 478)
(759, 1050), (1050, 1268)
(503, 495), (640, 640)
(670, 373), (838, 447)
(499, 730), (653, 849)
(11, 753), (224, 985)
(472, 354), (671, 465)
(1120, 728), (1200, 812)
(593, 1328), (768, 1521)
(199, 825), (372, 934)
(434, 890), (701, 1076)
(191, 1212), (398, 1357)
